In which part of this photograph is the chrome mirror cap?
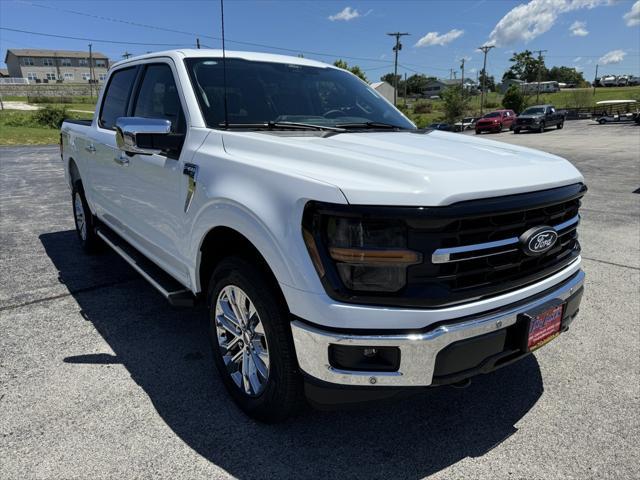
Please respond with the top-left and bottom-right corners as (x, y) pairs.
(115, 117), (172, 155)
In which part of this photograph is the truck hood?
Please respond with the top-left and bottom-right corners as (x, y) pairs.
(517, 115), (543, 121)
(221, 130), (584, 206)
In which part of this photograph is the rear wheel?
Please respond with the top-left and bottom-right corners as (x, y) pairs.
(557, 121), (564, 129)
(207, 257), (304, 422)
(72, 182), (101, 253)
(514, 128), (521, 134)
(598, 118), (606, 125)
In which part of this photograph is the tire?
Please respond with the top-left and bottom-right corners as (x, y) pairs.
(72, 181), (101, 253)
(475, 130), (481, 135)
(207, 257), (304, 423)
(598, 118), (606, 125)
(557, 121), (564, 129)
(514, 128), (521, 134)
(496, 123), (503, 133)
(538, 122), (545, 133)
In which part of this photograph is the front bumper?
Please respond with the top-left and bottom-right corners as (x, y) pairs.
(291, 270), (584, 388)
(475, 122), (501, 131)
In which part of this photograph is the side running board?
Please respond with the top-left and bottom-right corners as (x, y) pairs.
(96, 227), (195, 307)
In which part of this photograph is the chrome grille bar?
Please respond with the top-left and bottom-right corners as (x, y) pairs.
(432, 215), (579, 264)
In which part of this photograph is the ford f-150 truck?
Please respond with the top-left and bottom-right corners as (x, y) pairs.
(61, 50), (586, 422)
(514, 105), (565, 133)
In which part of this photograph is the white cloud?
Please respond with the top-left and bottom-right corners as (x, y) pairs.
(599, 49), (626, 64)
(415, 29), (464, 47)
(328, 6), (360, 21)
(624, 1), (640, 26)
(487, 0), (613, 47)
(570, 20), (589, 36)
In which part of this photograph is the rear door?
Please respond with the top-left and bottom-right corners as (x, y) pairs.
(89, 66), (139, 221)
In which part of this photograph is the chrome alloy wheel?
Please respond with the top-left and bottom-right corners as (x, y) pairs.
(215, 285), (270, 396)
(74, 193), (87, 241)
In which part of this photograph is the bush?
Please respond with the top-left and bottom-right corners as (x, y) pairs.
(502, 85), (526, 113)
(441, 85), (469, 124)
(33, 106), (68, 129)
(412, 100), (432, 114)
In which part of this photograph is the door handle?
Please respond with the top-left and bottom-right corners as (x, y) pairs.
(85, 144), (96, 153)
(113, 153), (130, 166)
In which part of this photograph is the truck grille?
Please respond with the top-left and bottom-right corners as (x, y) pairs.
(313, 183), (586, 308)
(517, 118), (533, 125)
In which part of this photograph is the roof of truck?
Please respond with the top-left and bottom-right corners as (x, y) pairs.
(111, 49), (334, 70)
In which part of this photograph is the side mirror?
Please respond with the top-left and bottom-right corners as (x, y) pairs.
(115, 117), (172, 155)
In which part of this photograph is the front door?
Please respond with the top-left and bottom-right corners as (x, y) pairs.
(114, 61), (190, 283)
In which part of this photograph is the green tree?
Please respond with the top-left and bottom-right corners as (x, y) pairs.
(478, 68), (495, 92)
(334, 59), (368, 82)
(546, 66), (586, 85)
(405, 74), (436, 96)
(503, 50), (547, 82)
(501, 85), (527, 113)
(441, 85), (469, 124)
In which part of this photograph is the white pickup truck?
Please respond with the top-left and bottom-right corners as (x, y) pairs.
(61, 49), (586, 422)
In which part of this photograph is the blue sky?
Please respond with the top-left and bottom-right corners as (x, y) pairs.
(1, 0), (639, 82)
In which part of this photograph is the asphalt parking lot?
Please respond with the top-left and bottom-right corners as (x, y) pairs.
(1, 120), (638, 479)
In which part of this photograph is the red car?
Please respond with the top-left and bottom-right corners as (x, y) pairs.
(475, 109), (516, 134)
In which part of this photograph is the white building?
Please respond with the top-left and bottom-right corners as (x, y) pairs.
(370, 81), (395, 103)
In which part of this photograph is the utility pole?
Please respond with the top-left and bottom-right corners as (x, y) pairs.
(403, 72), (408, 106)
(122, 51), (132, 59)
(593, 64), (599, 96)
(450, 68), (454, 80)
(386, 32), (409, 106)
(478, 45), (495, 115)
(196, 38), (201, 49)
(534, 49), (547, 104)
(460, 58), (465, 92)
(88, 43), (94, 99)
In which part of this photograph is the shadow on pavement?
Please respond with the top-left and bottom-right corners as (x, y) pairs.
(41, 229), (544, 479)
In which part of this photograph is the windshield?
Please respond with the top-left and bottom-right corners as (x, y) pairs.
(521, 107), (545, 115)
(483, 112), (501, 118)
(185, 58), (415, 130)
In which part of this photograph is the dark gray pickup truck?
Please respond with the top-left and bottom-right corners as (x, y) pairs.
(514, 105), (565, 133)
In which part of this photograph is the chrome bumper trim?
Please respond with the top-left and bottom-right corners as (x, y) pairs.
(432, 215), (579, 264)
(291, 270), (584, 387)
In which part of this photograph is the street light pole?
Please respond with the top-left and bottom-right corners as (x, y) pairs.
(387, 32), (409, 106)
(478, 45), (494, 115)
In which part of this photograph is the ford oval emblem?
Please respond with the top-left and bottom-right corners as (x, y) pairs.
(520, 226), (558, 256)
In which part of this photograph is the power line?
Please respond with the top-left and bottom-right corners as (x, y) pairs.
(0, 27), (191, 46)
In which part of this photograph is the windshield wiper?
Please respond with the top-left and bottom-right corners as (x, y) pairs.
(334, 121), (411, 130)
(219, 121), (345, 132)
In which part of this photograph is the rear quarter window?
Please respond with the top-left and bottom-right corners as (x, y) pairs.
(99, 67), (137, 130)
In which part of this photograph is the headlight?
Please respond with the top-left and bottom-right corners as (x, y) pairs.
(302, 202), (422, 293)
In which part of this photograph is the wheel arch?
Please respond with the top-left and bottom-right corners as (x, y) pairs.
(197, 226), (289, 311)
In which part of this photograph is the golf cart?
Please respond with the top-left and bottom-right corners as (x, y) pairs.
(594, 100), (639, 124)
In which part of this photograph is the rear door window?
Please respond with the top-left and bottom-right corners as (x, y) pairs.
(99, 67), (137, 130)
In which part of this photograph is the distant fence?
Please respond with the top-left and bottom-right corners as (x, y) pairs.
(0, 83), (101, 97)
(563, 103), (638, 120)
(0, 78), (29, 85)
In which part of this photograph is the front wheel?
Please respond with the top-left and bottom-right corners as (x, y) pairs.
(207, 257), (304, 423)
(72, 182), (101, 253)
(475, 130), (481, 135)
(514, 128), (521, 134)
(538, 122), (545, 133)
